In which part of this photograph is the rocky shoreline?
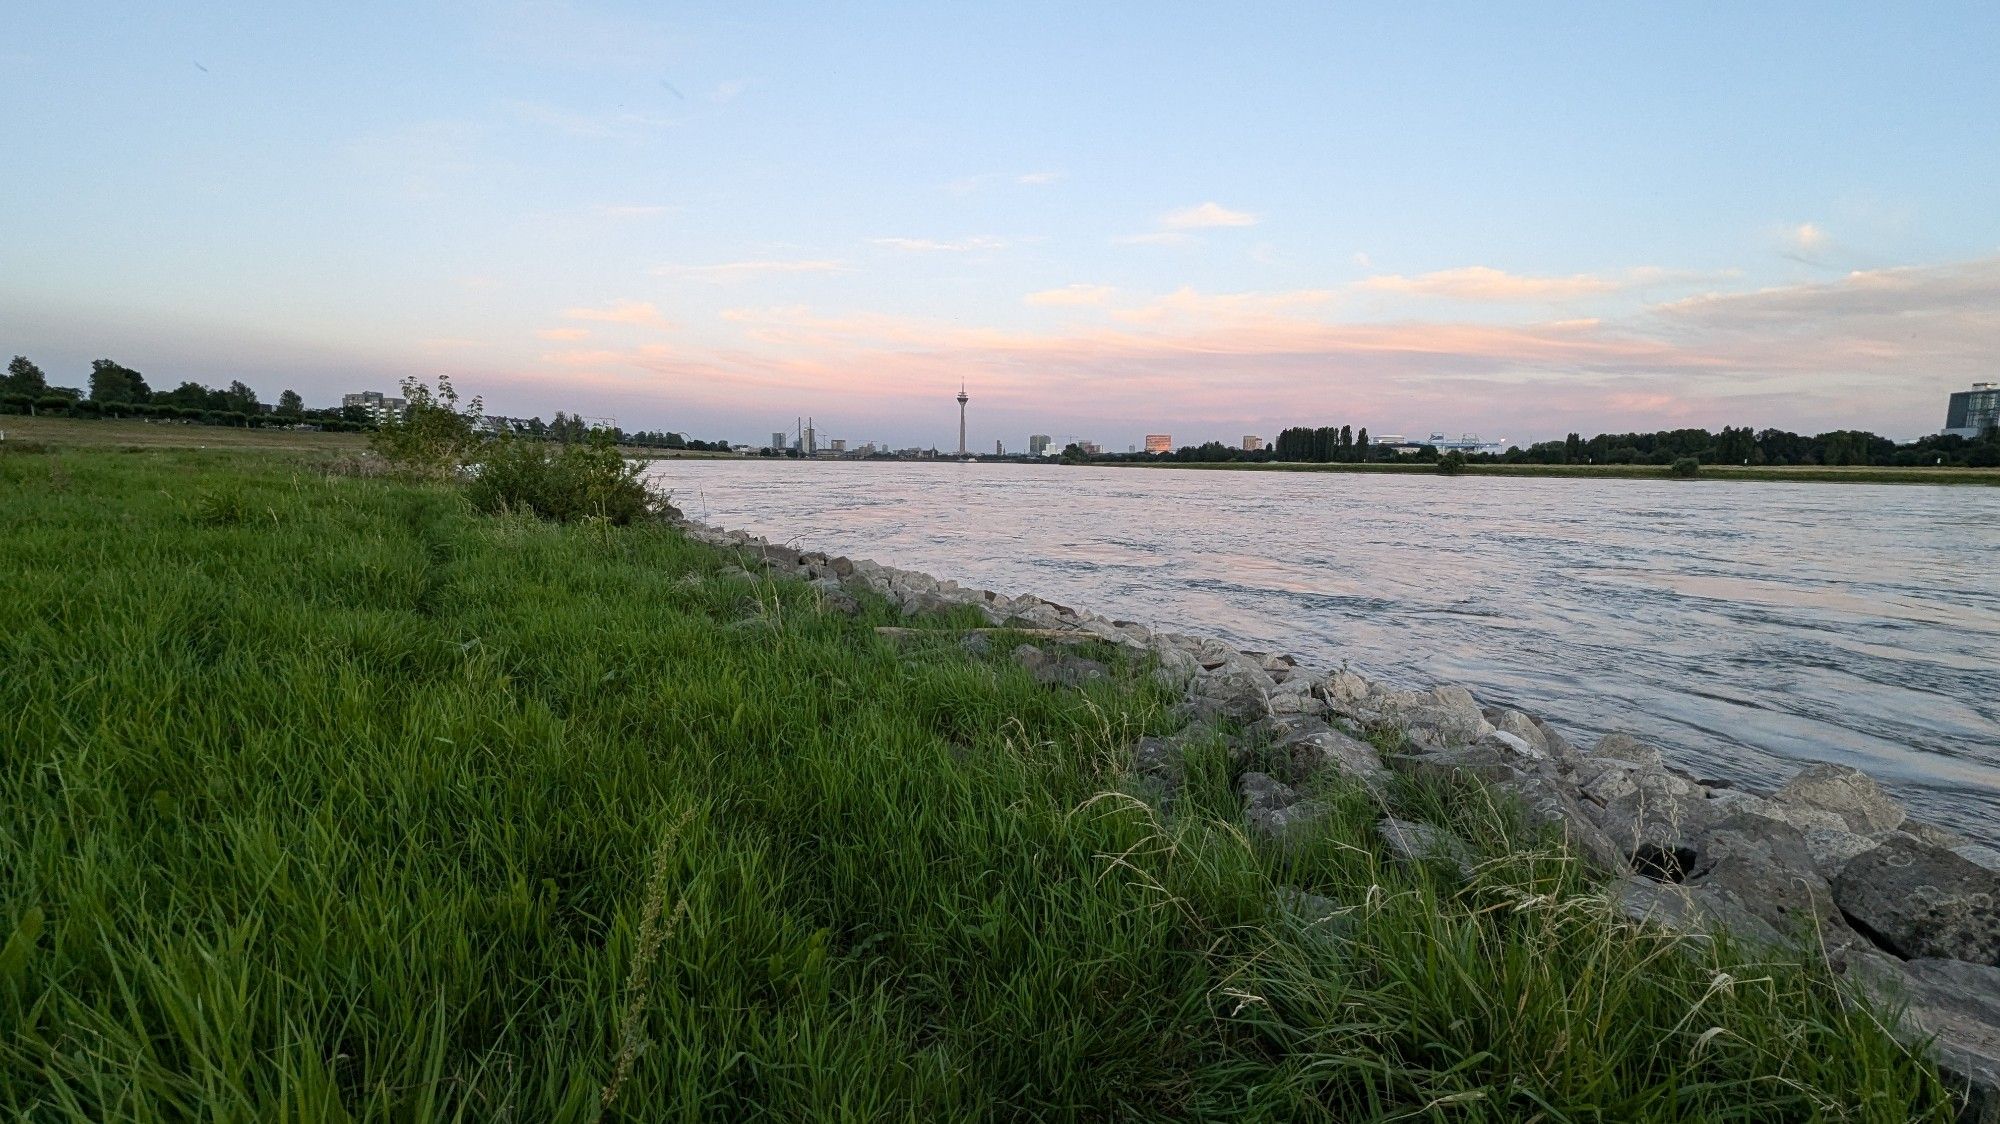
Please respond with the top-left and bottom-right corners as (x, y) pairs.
(677, 517), (2000, 1119)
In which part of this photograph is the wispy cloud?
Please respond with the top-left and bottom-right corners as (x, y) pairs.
(1114, 231), (1193, 247)
(1162, 202), (1258, 229)
(1025, 284), (1116, 307)
(536, 327), (591, 341)
(709, 78), (751, 103)
(655, 259), (848, 281)
(1017, 170), (1064, 185)
(872, 236), (1007, 253)
(1356, 265), (1714, 302)
(560, 299), (672, 328)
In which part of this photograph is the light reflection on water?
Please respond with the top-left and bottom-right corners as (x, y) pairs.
(648, 459), (2000, 840)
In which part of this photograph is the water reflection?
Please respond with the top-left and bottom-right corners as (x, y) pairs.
(649, 460), (2000, 839)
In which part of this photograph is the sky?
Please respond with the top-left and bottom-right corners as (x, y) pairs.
(4, 2), (1998, 450)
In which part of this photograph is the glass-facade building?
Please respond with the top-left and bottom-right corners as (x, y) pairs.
(1945, 382), (2000, 438)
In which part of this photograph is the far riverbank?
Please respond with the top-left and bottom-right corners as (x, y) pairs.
(1092, 458), (2000, 486)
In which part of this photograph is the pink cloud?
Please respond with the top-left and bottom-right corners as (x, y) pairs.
(519, 256), (2000, 442)
(559, 299), (672, 329)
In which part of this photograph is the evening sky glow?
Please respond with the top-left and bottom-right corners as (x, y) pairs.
(4, 2), (1998, 448)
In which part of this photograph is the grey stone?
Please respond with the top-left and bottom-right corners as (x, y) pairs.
(958, 632), (992, 658)
(1377, 816), (1474, 871)
(1491, 710), (1550, 755)
(1907, 819), (1973, 850)
(1614, 878), (1786, 947)
(1592, 732), (1664, 769)
(1801, 827), (1883, 879)
(1239, 771), (1331, 842)
(1774, 762), (1907, 835)
(1837, 834), (2000, 964)
(1684, 812), (1840, 936)
(1582, 765), (1716, 868)
(1240, 771), (1296, 813)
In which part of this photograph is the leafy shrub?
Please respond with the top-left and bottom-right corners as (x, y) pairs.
(1436, 450), (1467, 475)
(371, 375), (483, 477)
(1670, 456), (1701, 477)
(467, 432), (659, 524)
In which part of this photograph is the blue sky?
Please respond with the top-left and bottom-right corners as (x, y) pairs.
(4, 2), (1997, 448)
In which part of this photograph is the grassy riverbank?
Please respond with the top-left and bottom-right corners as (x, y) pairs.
(0, 415), (731, 459)
(1097, 458), (2000, 486)
(0, 446), (1954, 1120)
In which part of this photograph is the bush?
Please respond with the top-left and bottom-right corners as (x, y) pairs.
(1670, 457), (1701, 477)
(467, 433), (659, 523)
(1436, 450), (1467, 475)
(371, 375), (482, 477)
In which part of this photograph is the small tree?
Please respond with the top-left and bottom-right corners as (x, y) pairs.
(277, 390), (304, 416)
(1436, 450), (1467, 476)
(371, 375), (483, 476)
(5, 356), (48, 397)
(1670, 457), (1700, 478)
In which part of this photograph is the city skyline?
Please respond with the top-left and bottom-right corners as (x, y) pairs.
(6, 3), (1999, 447)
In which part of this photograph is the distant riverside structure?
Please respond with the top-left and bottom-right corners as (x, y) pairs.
(994, 439), (1004, 455)
(1946, 382), (2000, 438)
(956, 383), (969, 456)
(1080, 441), (1103, 455)
(1423, 432), (1509, 454)
(1028, 434), (1051, 457)
(341, 391), (406, 424)
(1144, 434), (1172, 454)
(771, 431), (787, 451)
(1242, 435), (1264, 452)
(829, 438), (847, 453)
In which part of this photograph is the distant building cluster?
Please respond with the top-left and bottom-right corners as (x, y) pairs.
(1144, 434), (1172, 454)
(341, 391), (406, 424)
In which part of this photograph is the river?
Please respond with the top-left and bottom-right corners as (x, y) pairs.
(644, 459), (2000, 840)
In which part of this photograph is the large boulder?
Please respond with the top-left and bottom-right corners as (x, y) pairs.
(1189, 668), (1274, 725)
(1775, 763), (1907, 835)
(1592, 732), (1664, 769)
(1844, 955), (2000, 1123)
(1684, 812), (1841, 936)
(1837, 834), (2000, 964)
(1577, 763), (1716, 874)
(1268, 720), (1385, 783)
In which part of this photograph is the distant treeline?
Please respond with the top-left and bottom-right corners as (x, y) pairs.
(1, 355), (727, 449)
(1068, 421), (2000, 469)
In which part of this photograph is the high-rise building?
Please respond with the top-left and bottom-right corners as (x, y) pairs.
(829, 438), (847, 453)
(1144, 434), (1172, 454)
(1028, 434), (1051, 456)
(994, 439), (1004, 455)
(1946, 382), (2000, 438)
(1242, 435), (1264, 452)
(771, 431), (787, 451)
(1080, 441), (1102, 456)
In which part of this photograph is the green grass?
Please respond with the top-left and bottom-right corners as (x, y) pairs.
(0, 447), (1953, 1121)
(1101, 459), (2000, 486)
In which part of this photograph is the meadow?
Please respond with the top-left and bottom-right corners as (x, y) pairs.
(0, 445), (1955, 1121)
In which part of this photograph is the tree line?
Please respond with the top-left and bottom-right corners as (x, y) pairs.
(1065, 420), (2000, 469)
(2, 355), (729, 449)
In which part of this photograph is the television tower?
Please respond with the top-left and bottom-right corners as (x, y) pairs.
(956, 382), (969, 457)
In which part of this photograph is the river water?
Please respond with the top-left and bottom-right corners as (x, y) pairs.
(644, 460), (2000, 840)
